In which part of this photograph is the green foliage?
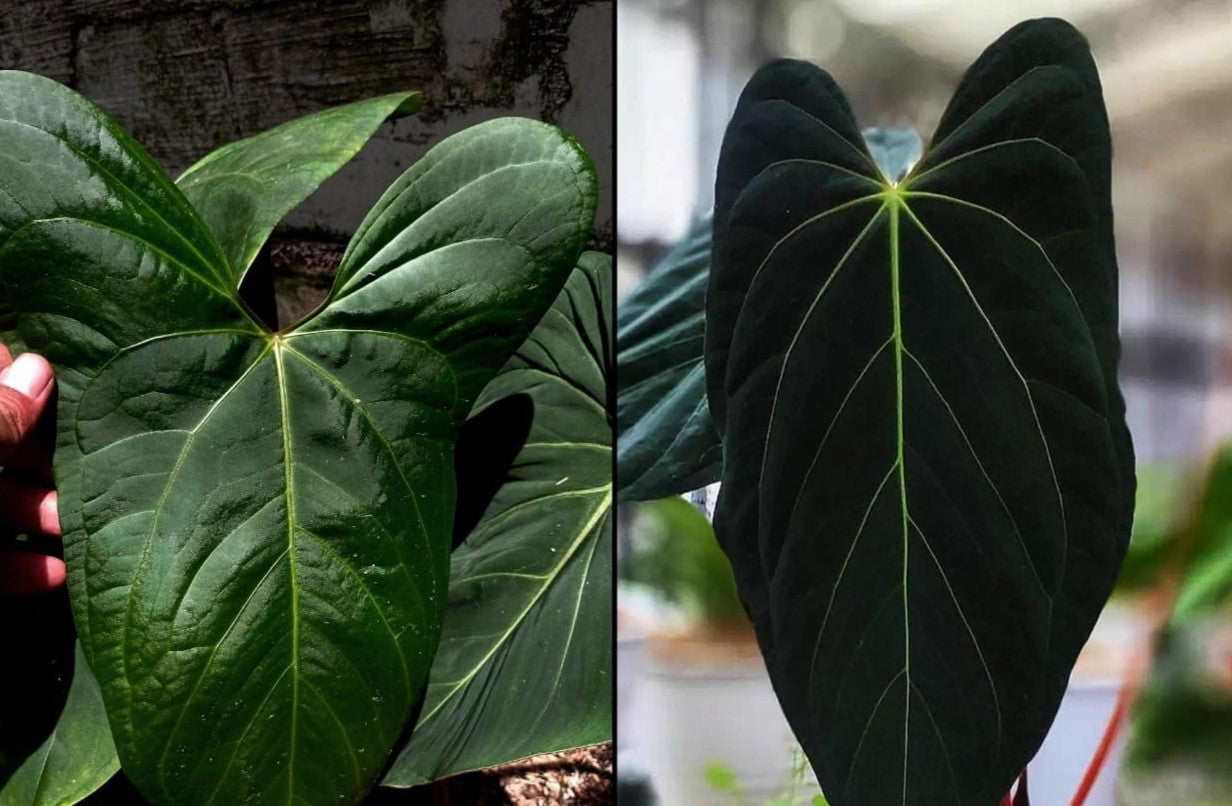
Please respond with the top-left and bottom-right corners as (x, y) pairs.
(706, 18), (1132, 806)
(1166, 448), (1232, 622)
(1115, 463), (1186, 593)
(702, 745), (828, 806)
(1124, 626), (1232, 777)
(383, 253), (613, 785)
(621, 496), (746, 630)
(177, 91), (421, 284)
(615, 129), (928, 504)
(1122, 448), (1232, 795)
(704, 760), (742, 795)
(0, 71), (599, 805)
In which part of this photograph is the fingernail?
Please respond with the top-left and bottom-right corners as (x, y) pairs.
(0, 353), (52, 399)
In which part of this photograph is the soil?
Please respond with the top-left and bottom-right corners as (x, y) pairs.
(84, 744), (613, 804)
(267, 238), (347, 328)
(374, 743), (614, 805)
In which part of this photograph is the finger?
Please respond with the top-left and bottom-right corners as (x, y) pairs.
(2, 382), (56, 481)
(0, 551), (65, 594)
(0, 354), (54, 459)
(0, 479), (59, 536)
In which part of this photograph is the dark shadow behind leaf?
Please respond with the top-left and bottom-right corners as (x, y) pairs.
(451, 393), (534, 548)
(0, 589), (74, 786)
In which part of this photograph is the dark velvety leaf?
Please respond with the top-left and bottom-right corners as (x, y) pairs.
(0, 643), (118, 806)
(617, 128), (926, 502)
(706, 19), (1134, 806)
(382, 252), (612, 786)
(0, 70), (596, 805)
(176, 92), (421, 285)
(616, 217), (721, 500)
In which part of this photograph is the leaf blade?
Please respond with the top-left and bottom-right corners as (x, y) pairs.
(707, 19), (1133, 806)
(176, 91), (421, 284)
(0, 71), (597, 805)
(383, 251), (613, 786)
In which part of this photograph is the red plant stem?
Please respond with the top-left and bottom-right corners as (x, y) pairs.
(1068, 680), (1133, 806)
(1013, 768), (1029, 806)
(1001, 768), (1028, 806)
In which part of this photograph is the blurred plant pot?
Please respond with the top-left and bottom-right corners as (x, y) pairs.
(636, 636), (1128, 806)
(639, 628), (815, 805)
(1028, 599), (1151, 806)
(618, 625), (648, 750)
(1028, 678), (1124, 806)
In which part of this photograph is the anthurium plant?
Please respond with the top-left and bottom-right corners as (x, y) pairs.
(617, 17), (1135, 806)
(0, 71), (611, 805)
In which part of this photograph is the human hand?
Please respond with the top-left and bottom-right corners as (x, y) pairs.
(0, 345), (62, 594)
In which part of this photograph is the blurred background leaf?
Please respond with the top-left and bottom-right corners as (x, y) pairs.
(617, 218), (721, 501)
(620, 496), (745, 631)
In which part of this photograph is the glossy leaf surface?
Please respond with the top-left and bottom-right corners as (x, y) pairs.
(177, 92), (421, 284)
(384, 252), (613, 785)
(707, 19), (1134, 806)
(0, 70), (596, 804)
(0, 643), (117, 806)
(616, 217), (720, 500)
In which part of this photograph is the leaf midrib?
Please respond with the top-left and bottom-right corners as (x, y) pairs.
(272, 342), (302, 804)
(888, 194), (912, 804)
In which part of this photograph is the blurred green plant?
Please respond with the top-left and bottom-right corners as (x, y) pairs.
(620, 496), (747, 630)
(703, 745), (828, 806)
(1120, 447), (1232, 798)
(1114, 463), (1186, 593)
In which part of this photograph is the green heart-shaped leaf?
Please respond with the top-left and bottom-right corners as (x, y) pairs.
(384, 251), (613, 786)
(707, 19), (1134, 805)
(1, 92), (433, 806)
(0, 70), (596, 804)
(616, 217), (720, 501)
